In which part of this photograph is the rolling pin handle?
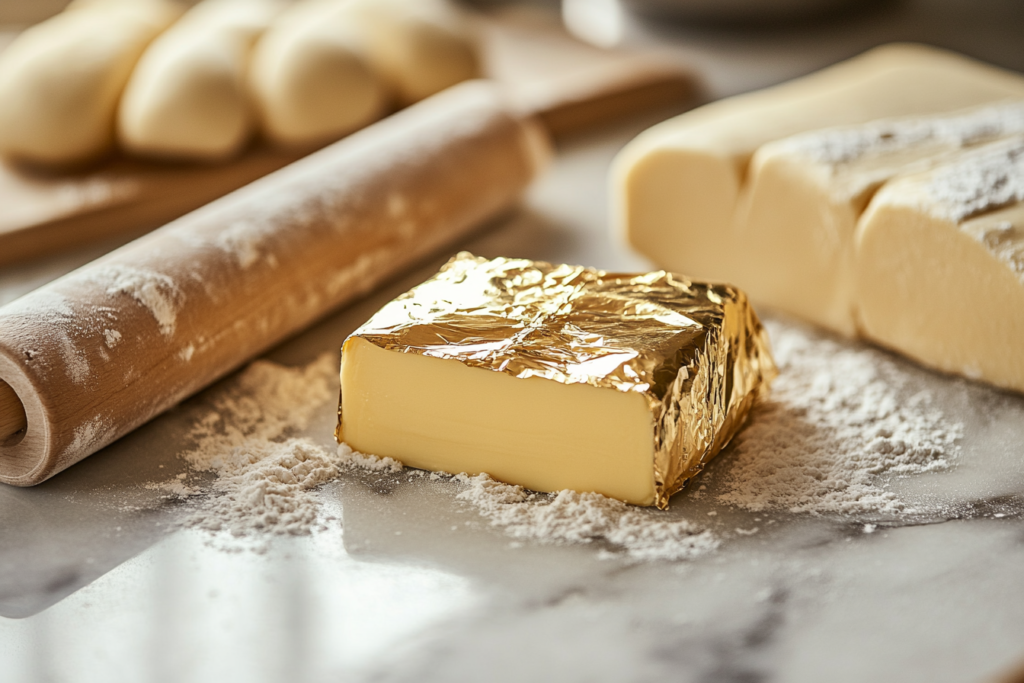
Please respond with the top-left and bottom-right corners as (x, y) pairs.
(0, 380), (27, 444)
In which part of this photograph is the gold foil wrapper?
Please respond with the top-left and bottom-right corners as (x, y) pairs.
(341, 252), (777, 508)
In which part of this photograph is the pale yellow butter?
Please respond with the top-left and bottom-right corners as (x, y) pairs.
(855, 136), (1024, 392)
(341, 337), (659, 505)
(736, 102), (1024, 334)
(612, 44), (1024, 288)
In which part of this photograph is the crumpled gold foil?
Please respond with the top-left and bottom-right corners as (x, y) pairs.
(340, 252), (777, 509)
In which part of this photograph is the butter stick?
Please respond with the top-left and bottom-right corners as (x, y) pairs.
(338, 253), (776, 508)
(854, 137), (1024, 392)
(612, 44), (1024, 285)
(737, 101), (1024, 335)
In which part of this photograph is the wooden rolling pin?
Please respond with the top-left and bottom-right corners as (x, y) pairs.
(0, 81), (547, 485)
(0, 68), (696, 486)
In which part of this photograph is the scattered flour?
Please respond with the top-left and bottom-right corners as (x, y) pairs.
(184, 437), (346, 537)
(974, 219), (1024, 279)
(58, 334), (90, 385)
(927, 138), (1024, 222)
(91, 265), (184, 336)
(155, 318), (963, 559)
(216, 220), (268, 270)
(714, 320), (962, 516)
(164, 353), (344, 538)
(65, 417), (116, 459)
(452, 473), (719, 562)
(787, 101), (1024, 166)
(336, 443), (404, 473)
(336, 448), (718, 562)
(152, 473), (194, 498)
(9, 290), (92, 384)
(183, 353), (337, 455)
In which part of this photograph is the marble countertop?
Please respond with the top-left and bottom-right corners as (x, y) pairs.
(4, 3), (1024, 682)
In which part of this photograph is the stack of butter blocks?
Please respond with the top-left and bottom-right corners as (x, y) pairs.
(614, 43), (1024, 393)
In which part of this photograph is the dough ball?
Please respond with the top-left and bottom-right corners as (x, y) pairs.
(349, 0), (480, 106)
(0, 0), (180, 167)
(118, 0), (279, 161)
(249, 0), (387, 149)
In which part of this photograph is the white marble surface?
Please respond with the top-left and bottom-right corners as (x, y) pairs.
(2, 112), (1024, 683)
(4, 5), (1024, 681)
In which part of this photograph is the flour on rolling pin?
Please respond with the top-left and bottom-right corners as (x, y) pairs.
(0, 80), (549, 486)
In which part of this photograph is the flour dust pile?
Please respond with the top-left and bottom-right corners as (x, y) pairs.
(160, 353), (347, 538)
(154, 317), (964, 559)
(452, 473), (719, 561)
(449, 318), (964, 547)
(713, 319), (963, 516)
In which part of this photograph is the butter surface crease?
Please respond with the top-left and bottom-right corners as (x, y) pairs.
(339, 253), (777, 508)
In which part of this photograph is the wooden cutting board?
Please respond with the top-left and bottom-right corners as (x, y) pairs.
(0, 147), (301, 265)
(0, 11), (698, 267)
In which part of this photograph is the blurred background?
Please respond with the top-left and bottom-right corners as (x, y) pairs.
(3, 0), (1023, 101)
(0, 0), (1020, 266)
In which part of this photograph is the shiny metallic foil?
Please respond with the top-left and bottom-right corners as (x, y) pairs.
(340, 252), (777, 508)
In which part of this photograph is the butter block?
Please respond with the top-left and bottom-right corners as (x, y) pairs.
(737, 101), (1024, 335)
(337, 253), (776, 508)
(854, 137), (1024, 392)
(613, 44), (1024, 285)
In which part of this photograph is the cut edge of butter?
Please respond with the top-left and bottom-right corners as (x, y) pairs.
(339, 336), (659, 506)
(735, 101), (1024, 335)
(611, 42), (1024, 289)
(854, 138), (1024, 392)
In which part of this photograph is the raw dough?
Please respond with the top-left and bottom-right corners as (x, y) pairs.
(736, 102), (1024, 335)
(117, 0), (280, 161)
(347, 0), (480, 106)
(0, 0), (180, 167)
(855, 136), (1024, 392)
(612, 44), (1024, 286)
(248, 0), (387, 148)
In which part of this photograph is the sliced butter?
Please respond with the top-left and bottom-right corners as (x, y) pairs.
(854, 137), (1024, 392)
(737, 102), (1024, 335)
(612, 44), (1024, 285)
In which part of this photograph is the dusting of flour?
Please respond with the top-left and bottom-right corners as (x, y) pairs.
(183, 354), (337, 455)
(788, 101), (1024, 166)
(157, 318), (963, 559)
(183, 437), (343, 537)
(927, 138), (1024, 222)
(165, 354), (344, 539)
(451, 473), (719, 562)
(714, 319), (961, 515)
(90, 265), (184, 336)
